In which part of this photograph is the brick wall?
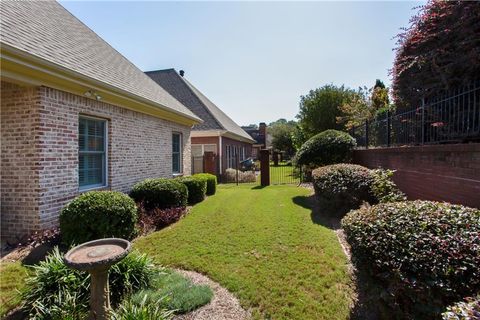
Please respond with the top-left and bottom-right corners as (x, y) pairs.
(1, 82), (42, 238)
(1, 81), (192, 240)
(353, 144), (480, 208)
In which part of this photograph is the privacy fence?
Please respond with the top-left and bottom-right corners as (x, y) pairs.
(351, 80), (480, 148)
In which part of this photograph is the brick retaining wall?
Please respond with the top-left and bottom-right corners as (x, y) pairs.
(353, 144), (480, 208)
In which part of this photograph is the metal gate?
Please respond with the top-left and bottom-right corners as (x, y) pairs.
(268, 162), (301, 185)
(258, 149), (301, 186)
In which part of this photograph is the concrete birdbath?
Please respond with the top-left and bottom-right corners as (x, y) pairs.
(64, 238), (131, 320)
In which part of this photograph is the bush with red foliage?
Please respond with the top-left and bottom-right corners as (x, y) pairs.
(137, 204), (186, 235)
(392, 1), (480, 108)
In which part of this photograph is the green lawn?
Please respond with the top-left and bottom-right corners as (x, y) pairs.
(135, 184), (352, 319)
(0, 261), (28, 317)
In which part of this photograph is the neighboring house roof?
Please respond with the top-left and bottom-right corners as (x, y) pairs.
(241, 126), (266, 146)
(146, 69), (255, 143)
(0, 1), (201, 124)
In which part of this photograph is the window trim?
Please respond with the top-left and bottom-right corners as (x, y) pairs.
(78, 115), (108, 191)
(172, 132), (183, 174)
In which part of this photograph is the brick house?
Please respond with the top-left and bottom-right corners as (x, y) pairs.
(0, 2), (202, 241)
(146, 69), (255, 175)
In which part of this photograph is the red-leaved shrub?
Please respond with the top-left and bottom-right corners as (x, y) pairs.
(137, 203), (186, 234)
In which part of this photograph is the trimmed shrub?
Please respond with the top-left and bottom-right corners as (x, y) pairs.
(60, 191), (137, 245)
(342, 201), (480, 319)
(312, 164), (404, 216)
(295, 130), (356, 168)
(23, 248), (158, 319)
(193, 173), (217, 195)
(130, 178), (188, 210)
(223, 168), (256, 183)
(178, 176), (207, 205)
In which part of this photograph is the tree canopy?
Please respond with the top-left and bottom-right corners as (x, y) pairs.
(268, 119), (297, 156)
(392, 1), (480, 108)
(296, 84), (356, 138)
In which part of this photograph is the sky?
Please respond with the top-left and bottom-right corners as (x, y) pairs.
(60, 1), (421, 126)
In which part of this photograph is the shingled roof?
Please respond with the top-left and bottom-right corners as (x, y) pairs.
(0, 1), (200, 122)
(146, 69), (254, 143)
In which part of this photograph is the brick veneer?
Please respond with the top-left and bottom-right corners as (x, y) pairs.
(353, 144), (480, 208)
(1, 81), (192, 240)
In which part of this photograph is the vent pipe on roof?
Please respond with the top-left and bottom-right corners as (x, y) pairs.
(179, 70), (185, 77)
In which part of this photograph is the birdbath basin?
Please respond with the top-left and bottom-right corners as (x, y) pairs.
(64, 238), (131, 320)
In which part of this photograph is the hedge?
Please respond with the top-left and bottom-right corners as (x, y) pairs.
(178, 176), (207, 205)
(342, 200), (480, 319)
(193, 173), (217, 195)
(130, 178), (188, 210)
(312, 164), (404, 216)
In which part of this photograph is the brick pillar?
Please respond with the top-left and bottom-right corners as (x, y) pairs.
(260, 149), (270, 186)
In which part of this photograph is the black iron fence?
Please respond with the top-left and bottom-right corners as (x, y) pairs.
(351, 81), (480, 148)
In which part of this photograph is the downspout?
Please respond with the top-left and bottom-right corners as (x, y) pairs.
(219, 135), (223, 174)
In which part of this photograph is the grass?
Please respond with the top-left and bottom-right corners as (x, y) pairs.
(0, 261), (29, 317)
(135, 184), (352, 320)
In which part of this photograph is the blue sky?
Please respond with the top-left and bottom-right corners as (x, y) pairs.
(61, 1), (421, 125)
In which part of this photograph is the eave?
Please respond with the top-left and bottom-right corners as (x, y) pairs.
(0, 44), (202, 127)
(191, 129), (255, 144)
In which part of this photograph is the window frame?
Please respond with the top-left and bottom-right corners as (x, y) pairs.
(78, 115), (108, 191)
(172, 132), (183, 174)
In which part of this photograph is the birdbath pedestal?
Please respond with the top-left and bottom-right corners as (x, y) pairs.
(64, 238), (131, 320)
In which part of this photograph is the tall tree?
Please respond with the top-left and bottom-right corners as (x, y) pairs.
(268, 119), (296, 156)
(337, 80), (391, 129)
(296, 84), (356, 138)
(392, 1), (480, 108)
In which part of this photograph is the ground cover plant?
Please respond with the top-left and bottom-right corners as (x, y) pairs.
(19, 248), (211, 319)
(312, 164), (404, 216)
(342, 200), (480, 319)
(135, 184), (352, 320)
(60, 191), (138, 245)
(130, 178), (188, 210)
(132, 270), (213, 314)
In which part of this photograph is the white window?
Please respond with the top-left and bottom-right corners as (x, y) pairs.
(79, 116), (107, 190)
(172, 132), (182, 174)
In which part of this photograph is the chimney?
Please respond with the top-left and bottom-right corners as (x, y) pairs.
(179, 70), (185, 77)
(259, 122), (267, 146)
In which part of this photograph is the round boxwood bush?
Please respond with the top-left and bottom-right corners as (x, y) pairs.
(342, 201), (480, 319)
(178, 176), (207, 205)
(130, 178), (188, 210)
(295, 129), (356, 167)
(193, 173), (217, 195)
(60, 191), (137, 245)
(312, 164), (404, 216)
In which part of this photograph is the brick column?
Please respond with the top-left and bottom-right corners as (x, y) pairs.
(260, 149), (270, 186)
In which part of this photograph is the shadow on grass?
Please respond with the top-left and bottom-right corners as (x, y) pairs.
(291, 194), (341, 230)
(292, 194), (384, 320)
(251, 185), (267, 190)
